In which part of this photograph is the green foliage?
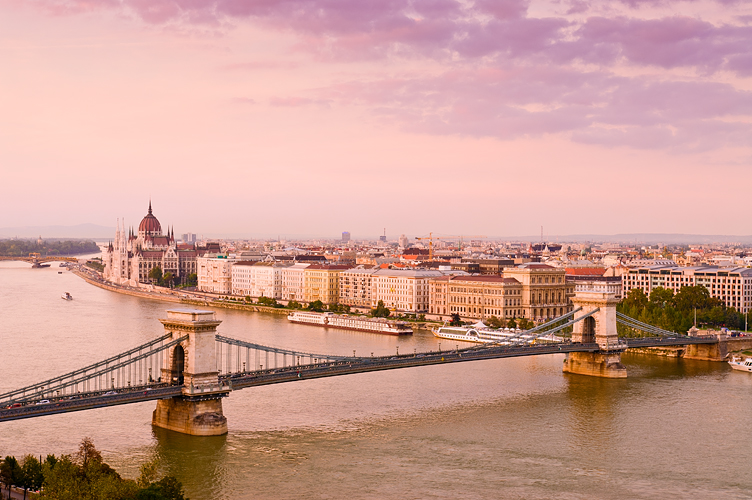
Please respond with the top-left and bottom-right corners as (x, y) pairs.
(507, 318), (518, 329)
(307, 300), (325, 312)
(286, 300), (302, 310)
(185, 273), (198, 287)
(485, 316), (504, 329)
(517, 318), (534, 330)
(0, 439), (189, 500)
(86, 260), (105, 272)
(258, 296), (278, 306)
(449, 313), (462, 326)
(148, 266), (163, 285)
(371, 300), (391, 318)
(0, 239), (99, 257)
(162, 272), (174, 287)
(328, 303), (351, 313)
(618, 284), (744, 336)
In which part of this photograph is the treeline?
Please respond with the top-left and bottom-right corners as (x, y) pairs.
(0, 240), (99, 257)
(618, 285), (750, 335)
(0, 438), (186, 500)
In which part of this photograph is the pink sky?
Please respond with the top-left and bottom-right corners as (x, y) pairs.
(1, 0), (751, 239)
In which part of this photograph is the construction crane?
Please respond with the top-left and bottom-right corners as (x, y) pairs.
(414, 233), (487, 260)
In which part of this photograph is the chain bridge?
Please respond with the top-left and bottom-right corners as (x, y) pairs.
(0, 288), (723, 435)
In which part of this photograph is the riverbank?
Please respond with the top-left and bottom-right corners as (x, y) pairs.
(70, 268), (437, 328)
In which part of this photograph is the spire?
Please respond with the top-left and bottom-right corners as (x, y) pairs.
(148, 200), (153, 215)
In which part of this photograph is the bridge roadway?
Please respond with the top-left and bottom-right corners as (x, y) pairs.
(0, 336), (718, 423)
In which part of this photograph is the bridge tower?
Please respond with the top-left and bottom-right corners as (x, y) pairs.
(152, 309), (229, 436)
(562, 286), (627, 378)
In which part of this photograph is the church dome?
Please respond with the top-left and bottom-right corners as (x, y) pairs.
(138, 202), (162, 234)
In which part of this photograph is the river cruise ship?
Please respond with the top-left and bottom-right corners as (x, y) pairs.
(287, 311), (413, 335)
(432, 324), (561, 345)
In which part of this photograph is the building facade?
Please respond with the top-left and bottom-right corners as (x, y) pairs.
(103, 202), (199, 286)
(503, 263), (573, 321)
(197, 255), (237, 294)
(339, 268), (377, 308)
(429, 275), (523, 320)
(370, 269), (443, 313)
(304, 265), (349, 304)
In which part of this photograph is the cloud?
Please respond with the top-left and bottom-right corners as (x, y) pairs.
(317, 67), (752, 150)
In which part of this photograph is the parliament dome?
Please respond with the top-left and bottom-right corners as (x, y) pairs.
(138, 202), (162, 234)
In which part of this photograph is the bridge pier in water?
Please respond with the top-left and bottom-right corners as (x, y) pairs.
(562, 288), (627, 378)
(152, 309), (229, 436)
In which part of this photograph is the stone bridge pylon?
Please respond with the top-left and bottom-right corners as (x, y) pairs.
(562, 287), (628, 378)
(152, 309), (229, 436)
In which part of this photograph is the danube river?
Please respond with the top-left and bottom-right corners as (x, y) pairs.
(1, 261), (752, 499)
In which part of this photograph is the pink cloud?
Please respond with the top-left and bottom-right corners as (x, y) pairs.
(317, 67), (752, 151)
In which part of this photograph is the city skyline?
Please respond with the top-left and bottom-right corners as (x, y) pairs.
(1, 0), (751, 236)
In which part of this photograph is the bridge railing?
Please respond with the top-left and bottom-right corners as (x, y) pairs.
(215, 335), (360, 375)
(0, 335), (186, 406)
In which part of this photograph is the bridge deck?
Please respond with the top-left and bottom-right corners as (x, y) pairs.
(0, 336), (718, 423)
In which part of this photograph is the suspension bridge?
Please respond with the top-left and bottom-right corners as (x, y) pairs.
(0, 287), (723, 435)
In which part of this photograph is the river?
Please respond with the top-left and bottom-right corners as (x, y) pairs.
(1, 261), (751, 499)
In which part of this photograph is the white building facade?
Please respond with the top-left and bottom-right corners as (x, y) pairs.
(282, 263), (310, 302)
(197, 255), (237, 294)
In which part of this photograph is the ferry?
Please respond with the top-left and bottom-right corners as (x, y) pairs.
(728, 357), (752, 373)
(61, 292), (73, 300)
(287, 311), (412, 335)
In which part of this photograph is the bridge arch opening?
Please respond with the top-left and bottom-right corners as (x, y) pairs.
(171, 345), (185, 385)
(582, 317), (596, 343)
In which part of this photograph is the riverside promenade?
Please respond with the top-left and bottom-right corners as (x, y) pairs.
(70, 265), (290, 316)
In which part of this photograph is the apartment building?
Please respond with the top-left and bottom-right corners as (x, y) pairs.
(281, 263), (310, 302)
(304, 265), (349, 304)
(231, 261), (256, 296)
(371, 269), (443, 313)
(197, 255), (238, 294)
(623, 265), (752, 313)
(339, 268), (377, 308)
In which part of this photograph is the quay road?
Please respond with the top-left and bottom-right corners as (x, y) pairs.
(0, 336), (718, 423)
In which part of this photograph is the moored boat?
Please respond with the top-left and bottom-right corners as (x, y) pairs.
(287, 311), (412, 335)
(728, 356), (752, 372)
(61, 292), (73, 300)
(432, 322), (560, 345)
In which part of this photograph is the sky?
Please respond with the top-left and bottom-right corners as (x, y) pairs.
(1, 0), (751, 239)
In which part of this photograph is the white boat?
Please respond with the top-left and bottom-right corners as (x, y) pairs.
(432, 325), (533, 344)
(287, 311), (412, 335)
(432, 321), (562, 345)
(728, 357), (752, 372)
(61, 292), (73, 300)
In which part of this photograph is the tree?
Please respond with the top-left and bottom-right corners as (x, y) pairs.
(649, 286), (674, 307)
(21, 455), (43, 498)
(1, 456), (22, 498)
(507, 318), (518, 329)
(518, 318), (534, 330)
(287, 300), (302, 310)
(449, 313), (462, 326)
(185, 273), (198, 287)
(162, 272), (174, 288)
(485, 316), (503, 329)
(371, 300), (391, 318)
(148, 266), (163, 285)
(258, 296), (278, 306)
(308, 300), (325, 312)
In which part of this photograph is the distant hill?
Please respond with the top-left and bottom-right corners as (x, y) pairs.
(498, 234), (752, 245)
(0, 224), (114, 240)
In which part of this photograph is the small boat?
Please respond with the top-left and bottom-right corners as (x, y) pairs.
(58, 271), (63, 274)
(728, 357), (752, 372)
(61, 292), (73, 300)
